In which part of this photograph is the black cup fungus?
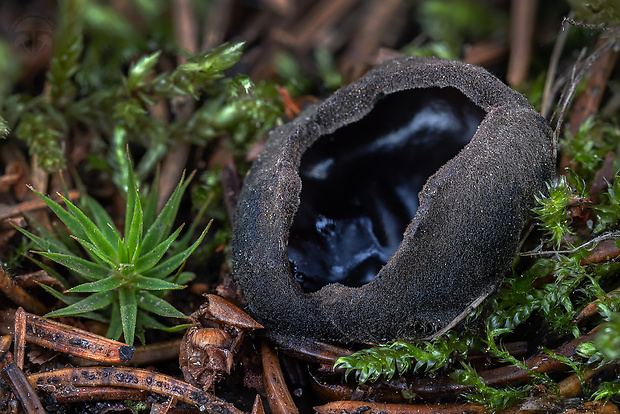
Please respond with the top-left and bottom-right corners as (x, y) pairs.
(232, 57), (555, 344)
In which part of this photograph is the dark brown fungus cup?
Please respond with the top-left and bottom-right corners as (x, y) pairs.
(231, 57), (555, 344)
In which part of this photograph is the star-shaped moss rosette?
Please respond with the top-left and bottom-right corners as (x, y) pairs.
(16, 164), (208, 346)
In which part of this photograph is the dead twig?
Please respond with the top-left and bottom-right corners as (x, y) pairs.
(463, 40), (509, 67)
(568, 37), (620, 137)
(313, 342), (528, 404)
(261, 340), (299, 414)
(551, 30), (620, 158)
(13, 308), (25, 370)
(260, 0), (295, 17)
(0, 335), (12, 356)
(251, 394), (266, 414)
(340, 0), (405, 82)
(315, 401), (482, 414)
(271, 0), (360, 50)
(581, 239), (620, 265)
(2, 362), (46, 414)
(0, 162), (25, 194)
(574, 285), (620, 323)
(202, 0), (234, 51)
(150, 397), (176, 414)
(542, 13), (573, 119)
(158, 0), (198, 212)
(172, 0), (197, 59)
(479, 331), (595, 387)
(0, 309), (134, 363)
(406, 330), (596, 399)
(32, 386), (148, 404)
(28, 155), (49, 207)
(519, 231), (620, 257)
(590, 152), (616, 201)
(557, 363), (615, 398)
(267, 332), (352, 365)
(507, 0), (538, 86)
(128, 339), (183, 366)
(0, 264), (48, 315)
(29, 366), (244, 413)
(12, 270), (63, 290)
(0, 188), (80, 221)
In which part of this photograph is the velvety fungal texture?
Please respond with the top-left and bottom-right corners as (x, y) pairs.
(232, 57), (555, 344)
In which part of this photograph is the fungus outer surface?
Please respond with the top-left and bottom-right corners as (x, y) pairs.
(231, 57), (555, 344)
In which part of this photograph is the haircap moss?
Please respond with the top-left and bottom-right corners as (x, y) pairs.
(231, 57), (555, 344)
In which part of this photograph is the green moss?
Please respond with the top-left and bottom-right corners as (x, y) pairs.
(15, 153), (207, 345)
(568, 0), (620, 26)
(1, 0), (283, 176)
(533, 176), (575, 248)
(416, 0), (507, 56)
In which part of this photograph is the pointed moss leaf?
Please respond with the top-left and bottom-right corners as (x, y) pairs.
(0, 116), (8, 138)
(37, 252), (108, 282)
(133, 226), (183, 273)
(128, 50), (161, 90)
(38, 284), (110, 323)
(15, 111), (65, 172)
(134, 323), (146, 345)
(107, 302), (123, 341)
(110, 126), (130, 191)
(136, 291), (186, 319)
(38, 283), (81, 305)
(119, 288), (137, 345)
(58, 193), (118, 260)
(178, 42), (244, 75)
(12, 224), (71, 259)
(29, 187), (88, 241)
(83, 195), (119, 244)
(124, 148), (138, 230)
(135, 311), (170, 330)
(126, 186), (143, 261)
(160, 323), (193, 332)
(176, 271), (195, 285)
(48, 0), (85, 104)
(125, 179), (136, 223)
(136, 140), (165, 178)
(142, 226), (208, 279)
(70, 236), (117, 268)
(133, 275), (184, 290)
(46, 291), (116, 317)
(113, 99), (148, 128)
(174, 197), (211, 250)
(117, 231), (129, 264)
(67, 275), (124, 293)
(28, 256), (70, 289)
(142, 168), (160, 228)
(141, 171), (193, 252)
(137, 312), (191, 332)
(20, 214), (75, 256)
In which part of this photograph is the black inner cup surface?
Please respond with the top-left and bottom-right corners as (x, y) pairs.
(287, 87), (486, 293)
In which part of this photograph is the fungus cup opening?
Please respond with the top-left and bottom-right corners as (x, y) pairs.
(287, 87), (486, 293)
(232, 57), (555, 343)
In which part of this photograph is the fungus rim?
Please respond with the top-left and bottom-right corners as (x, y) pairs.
(231, 56), (555, 344)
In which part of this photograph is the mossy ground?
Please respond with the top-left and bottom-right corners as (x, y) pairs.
(1, 0), (620, 412)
